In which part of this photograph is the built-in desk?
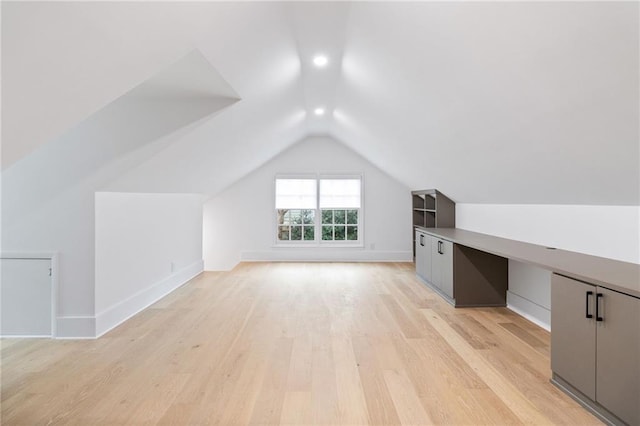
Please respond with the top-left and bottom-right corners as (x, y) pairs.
(415, 226), (640, 298)
(415, 226), (640, 426)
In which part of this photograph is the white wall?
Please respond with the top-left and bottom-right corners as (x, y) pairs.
(1, 115), (214, 338)
(2, 181), (100, 337)
(507, 261), (552, 330)
(457, 204), (640, 264)
(203, 136), (412, 271)
(95, 192), (204, 337)
(1, 52), (232, 337)
(457, 203), (640, 330)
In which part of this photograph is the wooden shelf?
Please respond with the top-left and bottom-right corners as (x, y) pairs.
(411, 189), (455, 228)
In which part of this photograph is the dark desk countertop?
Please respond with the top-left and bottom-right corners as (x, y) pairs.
(415, 226), (640, 298)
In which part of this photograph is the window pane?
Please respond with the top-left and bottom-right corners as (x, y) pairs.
(322, 209), (333, 224)
(291, 226), (302, 240)
(319, 179), (361, 208)
(277, 209), (288, 225)
(303, 226), (314, 241)
(334, 226), (346, 240)
(275, 179), (317, 209)
(302, 210), (315, 225)
(346, 210), (358, 224)
(278, 226), (290, 240)
(334, 210), (346, 224)
(322, 226), (333, 240)
(290, 210), (302, 224)
(346, 226), (358, 240)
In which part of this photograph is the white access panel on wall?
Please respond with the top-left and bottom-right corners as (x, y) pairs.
(1, 258), (53, 336)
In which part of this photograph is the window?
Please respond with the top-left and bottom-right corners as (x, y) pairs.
(275, 179), (317, 242)
(319, 178), (361, 242)
(275, 176), (362, 245)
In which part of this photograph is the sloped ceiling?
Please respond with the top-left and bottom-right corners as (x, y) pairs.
(331, 2), (639, 204)
(2, 2), (638, 205)
(2, 50), (238, 229)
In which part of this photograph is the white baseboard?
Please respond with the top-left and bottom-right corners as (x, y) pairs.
(241, 250), (413, 263)
(507, 290), (551, 331)
(54, 260), (204, 339)
(94, 260), (203, 338)
(56, 316), (96, 339)
(0, 334), (52, 339)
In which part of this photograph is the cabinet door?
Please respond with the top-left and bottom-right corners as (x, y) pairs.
(423, 234), (432, 282)
(430, 238), (453, 298)
(430, 237), (442, 289)
(415, 231), (427, 280)
(551, 274), (596, 400)
(1, 258), (52, 336)
(416, 231), (424, 278)
(596, 288), (640, 426)
(439, 240), (454, 299)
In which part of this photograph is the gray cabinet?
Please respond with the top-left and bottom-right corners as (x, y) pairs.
(415, 230), (431, 282)
(414, 233), (454, 302)
(595, 287), (640, 426)
(551, 274), (640, 425)
(431, 237), (453, 299)
(411, 189), (455, 258)
(414, 233), (507, 307)
(551, 274), (596, 399)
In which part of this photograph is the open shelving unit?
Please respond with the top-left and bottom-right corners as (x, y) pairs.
(411, 189), (455, 257)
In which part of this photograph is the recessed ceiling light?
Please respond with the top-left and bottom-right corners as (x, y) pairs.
(314, 107), (325, 116)
(313, 55), (328, 67)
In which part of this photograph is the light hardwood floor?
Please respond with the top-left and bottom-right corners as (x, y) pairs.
(1, 262), (600, 425)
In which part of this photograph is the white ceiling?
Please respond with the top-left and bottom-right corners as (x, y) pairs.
(2, 1), (638, 204)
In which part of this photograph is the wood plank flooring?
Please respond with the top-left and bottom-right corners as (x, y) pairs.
(1, 262), (601, 425)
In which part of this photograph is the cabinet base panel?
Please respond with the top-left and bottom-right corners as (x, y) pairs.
(551, 373), (626, 426)
(454, 245), (508, 306)
(416, 275), (455, 306)
(416, 274), (506, 308)
(455, 302), (507, 308)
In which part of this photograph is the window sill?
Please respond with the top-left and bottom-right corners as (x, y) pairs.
(273, 242), (364, 249)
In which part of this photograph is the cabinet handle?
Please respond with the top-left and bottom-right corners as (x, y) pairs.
(438, 240), (443, 254)
(419, 234), (424, 247)
(596, 293), (604, 322)
(585, 291), (593, 318)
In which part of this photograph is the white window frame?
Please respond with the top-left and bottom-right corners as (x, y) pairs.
(318, 174), (363, 247)
(274, 173), (364, 248)
(274, 174), (318, 247)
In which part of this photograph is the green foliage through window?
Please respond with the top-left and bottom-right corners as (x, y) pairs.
(277, 209), (315, 241)
(320, 209), (358, 241)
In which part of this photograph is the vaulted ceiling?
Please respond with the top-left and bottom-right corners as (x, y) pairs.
(2, 1), (638, 204)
